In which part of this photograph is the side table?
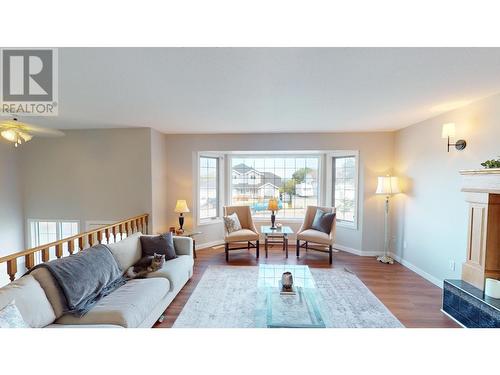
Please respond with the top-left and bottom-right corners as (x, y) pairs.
(260, 226), (294, 258)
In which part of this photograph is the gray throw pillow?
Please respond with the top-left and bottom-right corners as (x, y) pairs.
(311, 209), (336, 234)
(140, 232), (177, 260)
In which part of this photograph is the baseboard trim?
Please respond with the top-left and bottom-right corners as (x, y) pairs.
(196, 240), (225, 250)
(389, 252), (442, 288)
(334, 244), (382, 257)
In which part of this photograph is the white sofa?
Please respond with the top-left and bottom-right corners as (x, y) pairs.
(0, 232), (194, 328)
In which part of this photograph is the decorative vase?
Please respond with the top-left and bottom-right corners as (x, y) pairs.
(281, 272), (293, 290)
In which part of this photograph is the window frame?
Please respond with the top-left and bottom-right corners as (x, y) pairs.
(227, 153), (323, 222)
(27, 218), (80, 248)
(325, 150), (360, 230)
(196, 152), (224, 226)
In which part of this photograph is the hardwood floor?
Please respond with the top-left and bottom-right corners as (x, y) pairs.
(155, 245), (459, 328)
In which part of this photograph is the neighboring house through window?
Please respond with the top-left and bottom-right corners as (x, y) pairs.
(230, 155), (320, 219)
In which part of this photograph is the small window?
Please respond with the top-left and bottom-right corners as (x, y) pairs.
(332, 155), (358, 226)
(29, 220), (80, 248)
(199, 156), (220, 221)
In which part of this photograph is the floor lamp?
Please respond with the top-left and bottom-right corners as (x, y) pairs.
(375, 176), (401, 264)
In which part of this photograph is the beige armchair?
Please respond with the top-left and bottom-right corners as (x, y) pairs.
(296, 206), (337, 264)
(223, 206), (260, 261)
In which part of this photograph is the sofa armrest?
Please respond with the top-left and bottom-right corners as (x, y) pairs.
(173, 236), (194, 257)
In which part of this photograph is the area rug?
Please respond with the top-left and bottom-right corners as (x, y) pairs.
(173, 265), (403, 328)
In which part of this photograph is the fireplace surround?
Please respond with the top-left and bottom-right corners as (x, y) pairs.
(442, 168), (500, 327)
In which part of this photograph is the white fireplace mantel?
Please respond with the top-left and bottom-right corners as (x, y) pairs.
(460, 168), (500, 194)
(459, 168), (500, 290)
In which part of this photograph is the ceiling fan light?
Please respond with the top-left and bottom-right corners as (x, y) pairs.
(1, 129), (17, 142)
(19, 131), (32, 142)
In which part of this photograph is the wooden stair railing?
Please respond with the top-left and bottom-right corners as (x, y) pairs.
(0, 213), (149, 282)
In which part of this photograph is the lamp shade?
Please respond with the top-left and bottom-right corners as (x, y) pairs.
(442, 123), (456, 139)
(375, 176), (401, 195)
(174, 200), (190, 213)
(267, 198), (279, 211)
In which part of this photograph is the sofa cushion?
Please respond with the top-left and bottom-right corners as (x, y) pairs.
(45, 323), (123, 328)
(297, 229), (331, 244)
(0, 275), (56, 328)
(147, 255), (194, 292)
(107, 232), (143, 271)
(30, 268), (68, 319)
(224, 228), (259, 242)
(140, 232), (177, 260)
(55, 278), (170, 328)
(0, 301), (29, 328)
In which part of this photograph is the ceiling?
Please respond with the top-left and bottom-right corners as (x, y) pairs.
(25, 48), (500, 133)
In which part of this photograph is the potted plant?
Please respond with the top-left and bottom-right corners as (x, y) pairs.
(481, 157), (500, 169)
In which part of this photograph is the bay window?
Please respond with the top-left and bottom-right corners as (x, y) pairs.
(196, 151), (359, 228)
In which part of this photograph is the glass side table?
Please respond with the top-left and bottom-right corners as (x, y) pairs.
(260, 226), (294, 258)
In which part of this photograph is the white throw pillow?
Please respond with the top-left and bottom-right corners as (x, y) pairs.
(0, 300), (29, 328)
(224, 212), (242, 233)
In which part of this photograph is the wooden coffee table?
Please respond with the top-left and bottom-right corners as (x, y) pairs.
(261, 226), (294, 258)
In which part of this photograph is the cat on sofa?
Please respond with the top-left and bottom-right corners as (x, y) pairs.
(126, 253), (165, 279)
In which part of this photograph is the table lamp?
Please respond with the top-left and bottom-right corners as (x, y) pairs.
(375, 176), (401, 264)
(268, 198), (279, 229)
(174, 200), (190, 231)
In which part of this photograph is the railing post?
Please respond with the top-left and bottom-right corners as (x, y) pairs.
(112, 226), (118, 243)
(7, 259), (17, 281)
(97, 231), (103, 244)
(105, 228), (110, 244)
(55, 244), (63, 259)
(25, 253), (35, 270)
(145, 215), (149, 234)
(68, 240), (75, 254)
(42, 247), (50, 262)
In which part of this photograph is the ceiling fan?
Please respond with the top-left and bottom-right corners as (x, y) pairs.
(0, 117), (64, 147)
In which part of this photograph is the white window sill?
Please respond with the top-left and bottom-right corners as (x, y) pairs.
(197, 218), (223, 227)
(336, 220), (358, 230)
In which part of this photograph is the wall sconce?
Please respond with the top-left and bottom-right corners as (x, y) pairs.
(442, 123), (466, 152)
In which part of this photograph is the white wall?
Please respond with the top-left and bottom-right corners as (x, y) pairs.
(0, 141), (25, 285)
(164, 132), (394, 253)
(19, 128), (154, 239)
(150, 129), (169, 234)
(392, 92), (500, 285)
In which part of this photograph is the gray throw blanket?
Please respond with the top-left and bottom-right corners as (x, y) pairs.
(31, 244), (127, 317)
